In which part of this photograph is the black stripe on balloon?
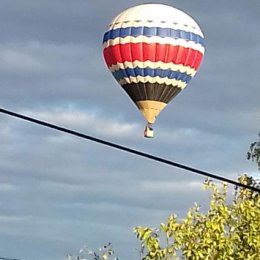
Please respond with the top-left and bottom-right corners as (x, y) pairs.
(122, 83), (182, 103)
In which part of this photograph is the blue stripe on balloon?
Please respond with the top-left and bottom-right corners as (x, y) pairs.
(103, 26), (204, 46)
(112, 67), (192, 83)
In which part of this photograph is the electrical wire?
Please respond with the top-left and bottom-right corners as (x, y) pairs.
(0, 257), (23, 260)
(0, 108), (259, 193)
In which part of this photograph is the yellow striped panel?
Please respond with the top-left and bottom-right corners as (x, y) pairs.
(135, 100), (167, 123)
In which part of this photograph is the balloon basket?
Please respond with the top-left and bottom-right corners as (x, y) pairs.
(144, 124), (154, 138)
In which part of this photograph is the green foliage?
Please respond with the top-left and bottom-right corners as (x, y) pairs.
(134, 177), (260, 260)
(247, 133), (260, 170)
(65, 243), (118, 260)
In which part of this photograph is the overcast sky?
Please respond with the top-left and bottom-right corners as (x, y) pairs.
(0, 0), (259, 259)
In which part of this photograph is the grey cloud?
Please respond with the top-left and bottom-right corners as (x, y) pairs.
(0, 1), (259, 260)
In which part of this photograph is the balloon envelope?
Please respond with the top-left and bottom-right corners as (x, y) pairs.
(102, 4), (205, 124)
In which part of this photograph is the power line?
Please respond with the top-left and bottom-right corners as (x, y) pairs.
(0, 257), (23, 260)
(0, 108), (259, 193)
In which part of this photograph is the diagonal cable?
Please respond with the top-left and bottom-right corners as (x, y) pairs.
(0, 107), (259, 193)
(0, 257), (23, 260)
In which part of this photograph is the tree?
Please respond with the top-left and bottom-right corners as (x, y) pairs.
(65, 243), (119, 260)
(134, 176), (260, 260)
(247, 133), (260, 170)
(134, 132), (260, 260)
(66, 134), (260, 260)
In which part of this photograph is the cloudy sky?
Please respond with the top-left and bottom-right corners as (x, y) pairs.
(0, 0), (259, 259)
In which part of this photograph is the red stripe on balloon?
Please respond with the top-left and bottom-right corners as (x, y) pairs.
(103, 43), (203, 70)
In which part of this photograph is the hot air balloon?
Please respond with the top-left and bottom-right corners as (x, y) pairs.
(102, 4), (205, 138)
